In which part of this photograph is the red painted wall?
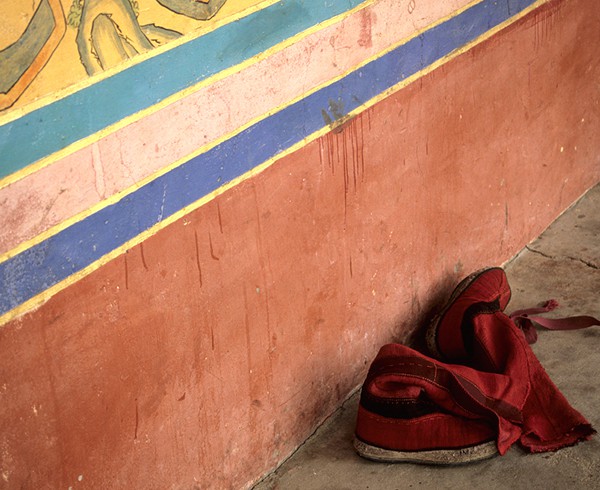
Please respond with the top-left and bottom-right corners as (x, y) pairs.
(1, 0), (599, 488)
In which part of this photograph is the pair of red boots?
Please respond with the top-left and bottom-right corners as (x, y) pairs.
(354, 267), (598, 464)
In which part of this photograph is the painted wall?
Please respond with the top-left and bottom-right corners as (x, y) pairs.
(1, 0), (599, 488)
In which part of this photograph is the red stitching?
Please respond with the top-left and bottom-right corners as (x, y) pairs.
(367, 360), (520, 418)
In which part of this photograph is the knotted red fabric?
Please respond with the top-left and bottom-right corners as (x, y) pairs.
(355, 268), (597, 463)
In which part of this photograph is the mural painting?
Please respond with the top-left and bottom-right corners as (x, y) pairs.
(0, 0), (263, 112)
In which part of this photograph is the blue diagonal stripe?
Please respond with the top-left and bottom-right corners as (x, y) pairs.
(0, 0), (538, 316)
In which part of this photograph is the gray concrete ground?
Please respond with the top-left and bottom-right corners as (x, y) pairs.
(255, 184), (600, 490)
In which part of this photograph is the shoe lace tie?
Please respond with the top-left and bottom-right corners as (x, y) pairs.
(509, 299), (600, 344)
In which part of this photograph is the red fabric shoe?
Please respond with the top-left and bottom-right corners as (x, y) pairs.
(354, 343), (501, 464)
(354, 268), (596, 464)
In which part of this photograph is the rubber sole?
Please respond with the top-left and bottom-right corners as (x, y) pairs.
(353, 437), (499, 465)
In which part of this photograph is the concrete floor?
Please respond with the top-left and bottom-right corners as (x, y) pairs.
(255, 183), (600, 490)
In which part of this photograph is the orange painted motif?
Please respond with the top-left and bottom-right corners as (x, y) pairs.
(0, 0), (66, 111)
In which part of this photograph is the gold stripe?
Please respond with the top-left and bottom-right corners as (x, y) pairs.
(0, 0), (547, 265)
(344, 0), (549, 119)
(0, 124), (335, 328)
(0, 0), (375, 190)
(0, 0), (550, 327)
(0, 0), (479, 263)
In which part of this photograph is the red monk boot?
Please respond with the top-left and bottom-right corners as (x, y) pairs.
(354, 268), (595, 464)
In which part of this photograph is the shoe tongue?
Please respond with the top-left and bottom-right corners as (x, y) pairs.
(466, 311), (526, 373)
(434, 269), (511, 362)
(436, 298), (504, 364)
(459, 299), (502, 356)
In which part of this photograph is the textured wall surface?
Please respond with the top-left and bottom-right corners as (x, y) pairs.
(1, 0), (599, 488)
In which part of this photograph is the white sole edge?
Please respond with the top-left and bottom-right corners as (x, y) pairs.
(354, 437), (499, 465)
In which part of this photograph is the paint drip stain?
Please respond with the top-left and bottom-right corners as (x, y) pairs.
(320, 114), (366, 223)
(358, 9), (372, 48)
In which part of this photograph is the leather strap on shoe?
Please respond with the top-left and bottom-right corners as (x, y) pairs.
(509, 300), (600, 344)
